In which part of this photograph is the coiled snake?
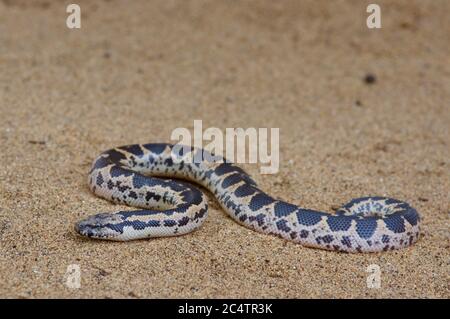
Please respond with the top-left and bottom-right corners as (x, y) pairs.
(75, 143), (421, 253)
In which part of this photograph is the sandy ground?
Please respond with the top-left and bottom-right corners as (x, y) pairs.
(0, 0), (449, 298)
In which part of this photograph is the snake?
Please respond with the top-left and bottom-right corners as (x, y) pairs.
(75, 143), (421, 253)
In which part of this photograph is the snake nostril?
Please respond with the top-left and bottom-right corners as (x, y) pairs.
(74, 220), (89, 232)
(74, 221), (90, 236)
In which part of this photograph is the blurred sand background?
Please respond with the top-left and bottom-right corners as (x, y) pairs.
(0, 0), (448, 298)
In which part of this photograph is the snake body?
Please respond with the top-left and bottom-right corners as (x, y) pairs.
(75, 143), (421, 253)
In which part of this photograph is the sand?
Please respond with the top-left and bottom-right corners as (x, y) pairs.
(0, 0), (448, 298)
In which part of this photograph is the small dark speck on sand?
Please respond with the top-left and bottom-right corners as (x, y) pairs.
(128, 291), (139, 298)
(28, 140), (46, 145)
(364, 74), (377, 84)
(355, 100), (362, 106)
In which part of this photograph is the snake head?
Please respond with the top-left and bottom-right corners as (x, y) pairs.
(75, 213), (125, 240)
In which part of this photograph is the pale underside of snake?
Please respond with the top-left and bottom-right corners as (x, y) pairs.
(75, 143), (421, 253)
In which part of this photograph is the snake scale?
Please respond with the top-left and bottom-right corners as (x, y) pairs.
(75, 143), (421, 253)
